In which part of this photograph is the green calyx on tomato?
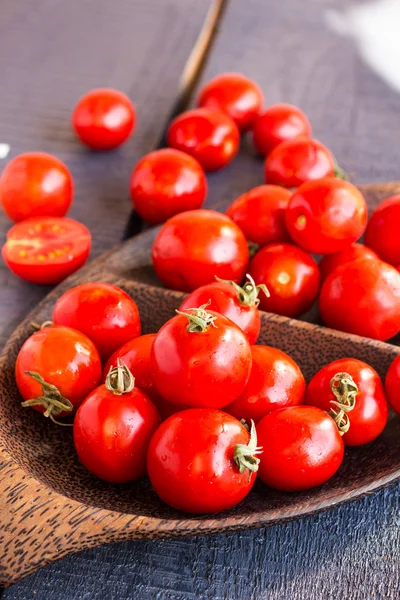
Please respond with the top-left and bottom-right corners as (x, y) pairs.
(105, 360), (135, 395)
(215, 274), (270, 308)
(329, 372), (358, 435)
(176, 301), (218, 333)
(21, 371), (73, 425)
(233, 420), (263, 481)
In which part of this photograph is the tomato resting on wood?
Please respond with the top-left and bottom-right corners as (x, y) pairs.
(385, 355), (400, 415)
(147, 408), (261, 513)
(364, 195), (400, 267)
(306, 359), (388, 446)
(256, 406), (344, 492)
(226, 345), (306, 423)
(152, 209), (249, 292)
(2, 217), (91, 284)
(252, 103), (311, 156)
(0, 152), (73, 223)
(151, 305), (252, 409)
(16, 325), (102, 423)
(319, 243), (379, 281)
(74, 361), (160, 482)
(130, 148), (207, 225)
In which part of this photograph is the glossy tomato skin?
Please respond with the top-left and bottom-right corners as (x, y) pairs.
(385, 355), (400, 415)
(319, 243), (379, 281)
(103, 334), (180, 420)
(53, 282), (141, 362)
(74, 384), (160, 482)
(306, 358), (388, 446)
(226, 345), (306, 423)
(286, 178), (368, 255)
(364, 195), (400, 266)
(319, 258), (400, 341)
(252, 104), (311, 156)
(256, 406), (344, 491)
(72, 88), (135, 150)
(167, 107), (240, 171)
(2, 217), (91, 285)
(179, 282), (261, 344)
(16, 326), (102, 416)
(147, 408), (256, 513)
(152, 210), (249, 292)
(151, 311), (252, 408)
(264, 138), (335, 188)
(0, 153), (73, 223)
(130, 149), (207, 225)
(226, 185), (291, 247)
(197, 72), (263, 132)
(249, 243), (320, 317)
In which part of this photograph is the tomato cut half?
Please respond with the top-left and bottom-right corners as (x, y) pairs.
(2, 217), (91, 284)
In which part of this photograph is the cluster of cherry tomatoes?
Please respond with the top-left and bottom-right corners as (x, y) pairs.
(15, 277), (400, 514)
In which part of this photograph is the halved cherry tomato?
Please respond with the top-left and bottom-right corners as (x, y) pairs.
(74, 362), (160, 482)
(264, 138), (335, 188)
(53, 282), (141, 362)
(2, 217), (91, 284)
(256, 406), (344, 491)
(385, 354), (400, 415)
(285, 178), (368, 255)
(151, 306), (252, 409)
(364, 195), (400, 266)
(249, 243), (320, 317)
(319, 258), (400, 341)
(15, 325), (102, 423)
(147, 408), (261, 513)
(197, 72), (263, 132)
(152, 210), (249, 292)
(306, 359), (388, 446)
(166, 107), (240, 171)
(226, 185), (292, 247)
(319, 243), (379, 281)
(72, 88), (135, 150)
(130, 148), (207, 225)
(103, 334), (179, 420)
(226, 345), (305, 423)
(179, 274), (268, 345)
(0, 152), (73, 223)
(252, 104), (311, 156)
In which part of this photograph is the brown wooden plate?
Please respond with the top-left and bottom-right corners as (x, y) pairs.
(1, 182), (400, 587)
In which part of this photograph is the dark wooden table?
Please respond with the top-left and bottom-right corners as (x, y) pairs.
(2, 0), (400, 598)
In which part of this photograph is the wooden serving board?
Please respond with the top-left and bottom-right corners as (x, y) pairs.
(1, 181), (400, 588)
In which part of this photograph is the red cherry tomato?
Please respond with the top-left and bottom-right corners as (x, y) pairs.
(0, 152), (73, 223)
(130, 148), (207, 225)
(72, 88), (135, 150)
(264, 138), (335, 188)
(319, 258), (400, 341)
(151, 306), (252, 409)
(179, 275), (269, 345)
(249, 243), (320, 317)
(74, 363), (160, 482)
(226, 345), (306, 423)
(103, 334), (179, 420)
(226, 185), (292, 247)
(147, 408), (260, 513)
(319, 243), (379, 281)
(166, 107), (240, 171)
(52, 282), (141, 362)
(256, 406), (344, 491)
(252, 104), (311, 156)
(385, 355), (400, 415)
(364, 195), (400, 266)
(152, 209), (249, 292)
(15, 325), (102, 422)
(306, 359), (388, 446)
(2, 217), (91, 285)
(285, 178), (368, 255)
(197, 72), (263, 132)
